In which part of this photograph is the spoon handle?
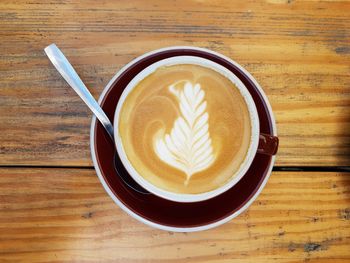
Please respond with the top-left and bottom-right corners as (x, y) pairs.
(44, 44), (114, 141)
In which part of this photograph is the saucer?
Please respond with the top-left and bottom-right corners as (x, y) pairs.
(90, 47), (277, 232)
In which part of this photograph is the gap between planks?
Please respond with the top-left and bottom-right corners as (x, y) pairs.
(0, 165), (349, 172)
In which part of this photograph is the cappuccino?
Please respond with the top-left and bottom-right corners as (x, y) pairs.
(118, 63), (252, 194)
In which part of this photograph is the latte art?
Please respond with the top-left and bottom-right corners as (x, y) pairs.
(118, 63), (252, 194)
(154, 82), (215, 185)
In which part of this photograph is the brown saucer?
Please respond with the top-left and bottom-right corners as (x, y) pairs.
(90, 47), (277, 231)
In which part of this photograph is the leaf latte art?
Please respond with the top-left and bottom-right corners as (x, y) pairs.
(118, 64), (252, 194)
(154, 82), (215, 185)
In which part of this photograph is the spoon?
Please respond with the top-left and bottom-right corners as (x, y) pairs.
(44, 43), (149, 194)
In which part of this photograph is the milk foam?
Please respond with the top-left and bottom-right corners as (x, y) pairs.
(116, 60), (258, 197)
(154, 81), (215, 185)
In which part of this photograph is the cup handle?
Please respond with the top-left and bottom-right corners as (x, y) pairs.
(257, 133), (279, 156)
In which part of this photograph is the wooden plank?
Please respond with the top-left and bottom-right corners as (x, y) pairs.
(0, 168), (349, 262)
(0, 0), (349, 166)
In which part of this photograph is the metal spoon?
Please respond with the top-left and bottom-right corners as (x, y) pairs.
(44, 44), (114, 140)
(44, 43), (149, 194)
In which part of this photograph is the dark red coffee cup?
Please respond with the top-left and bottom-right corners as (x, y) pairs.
(90, 47), (278, 231)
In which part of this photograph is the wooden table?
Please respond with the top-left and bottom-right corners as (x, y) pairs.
(1, 1), (349, 262)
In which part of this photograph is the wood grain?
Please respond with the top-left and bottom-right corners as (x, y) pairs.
(1, 1), (349, 261)
(0, 168), (349, 262)
(0, 0), (349, 166)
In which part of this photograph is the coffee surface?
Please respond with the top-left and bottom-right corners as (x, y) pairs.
(118, 64), (251, 194)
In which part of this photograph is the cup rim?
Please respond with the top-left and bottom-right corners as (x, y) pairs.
(113, 55), (260, 202)
(90, 46), (277, 232)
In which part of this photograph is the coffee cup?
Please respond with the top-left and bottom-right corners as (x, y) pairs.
(114, 55), (278, 203)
